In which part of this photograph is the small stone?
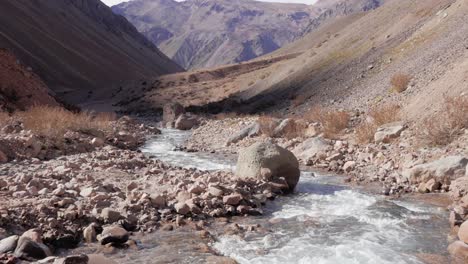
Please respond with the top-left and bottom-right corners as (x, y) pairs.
(343, 161), (356, 173)
(101, 208), (121, 223)
(0, 235), (19, 254)
(174, 202), (190, 215)
(80, 187), (95, 198)
(208, 187), (224, 197)
(83, 224), (97, 243)
(458, 220), (468, 244)
(223, 194), (243, 206)
(99, 226), (128, 245)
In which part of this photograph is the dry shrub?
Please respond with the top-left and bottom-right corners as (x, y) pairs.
(390, 74), (411, 93)
(418, 96), (468, 146)
(291, 93), (309, 107)
(213, 112), (243, 120)
(17, 106), (114, 138)
(355, 103), (401, 143)
(258, 115), (277, 137)
(0, 112), (11, 126)
(305, 106), (350, 138)
(368, 103), (401, 126)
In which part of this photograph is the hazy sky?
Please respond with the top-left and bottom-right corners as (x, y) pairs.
(101, 0), (319, 6)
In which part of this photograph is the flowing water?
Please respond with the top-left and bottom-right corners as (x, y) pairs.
(139, 129), (449, 264)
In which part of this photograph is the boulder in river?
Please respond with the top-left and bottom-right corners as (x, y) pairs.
(163, 103), (185, 128)
(236, 142), (300, 192)
(174, 114), (199, 130)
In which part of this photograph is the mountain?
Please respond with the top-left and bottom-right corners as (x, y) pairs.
(117, 0), (466, 122)
(0, 0), (183, 104)
(112, 0), (383, 70)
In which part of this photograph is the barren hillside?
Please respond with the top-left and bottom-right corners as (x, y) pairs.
(113, 0), (383, 70)
(119, 0), (467, 124)
(0, 0), (183, 105)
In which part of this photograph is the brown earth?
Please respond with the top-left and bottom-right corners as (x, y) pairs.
(0, 49), (59, 112)
(0, 0), (183, 105)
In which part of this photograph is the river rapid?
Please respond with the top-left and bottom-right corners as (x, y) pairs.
(136, 129), (450, 264)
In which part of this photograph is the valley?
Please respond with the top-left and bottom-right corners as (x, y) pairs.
(0, 0), (468, 263)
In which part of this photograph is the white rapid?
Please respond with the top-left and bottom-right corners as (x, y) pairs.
(142, 129), (449, 264)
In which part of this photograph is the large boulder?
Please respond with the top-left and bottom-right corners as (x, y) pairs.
(163, 103), (185, 128)
(0, 235), (18, 254)
(236, 142), (300, 192)
(292, 137), (330, 164)
(448, 241), (468, 263)
(174, 114), (199, 130)
(374, 122), (405, 143)
(404, 156), (468, 186)
(14, 236), (51, 260)
(458, 221), (468, 243)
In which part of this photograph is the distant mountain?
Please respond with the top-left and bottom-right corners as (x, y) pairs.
(0, 0), (183, 104)
(112, 0), (317, 70)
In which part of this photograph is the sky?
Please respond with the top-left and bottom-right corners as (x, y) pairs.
(101, 0), (319, 6)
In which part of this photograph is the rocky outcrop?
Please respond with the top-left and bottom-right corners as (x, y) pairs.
(404, 156), (468, 186)
(236, 142), (300, 192)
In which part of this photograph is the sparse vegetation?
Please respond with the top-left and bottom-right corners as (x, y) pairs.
(12, 106), (115, 138)
(418, 96), (468, 146)
(258, 115), (278, 137)
(355, 103), (401, 143)
(305, 106), (350, 138)
(390, 74), (411, 93)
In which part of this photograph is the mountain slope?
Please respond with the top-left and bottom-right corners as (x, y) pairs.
(0, 0), (183, 104)
(113, 0), (383, 70)
(118, 0), (467, 124)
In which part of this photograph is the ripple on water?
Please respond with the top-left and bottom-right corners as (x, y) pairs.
(213, 176), (449, 264)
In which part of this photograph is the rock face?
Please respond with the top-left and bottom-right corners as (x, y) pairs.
(0, 0), (182, 104)
(405, 156), (468, 186)
(113, 0), (383, 70)
(236, 142), (300, 192)
(163, 103), (185, 128)
(374, 122), (405, 143)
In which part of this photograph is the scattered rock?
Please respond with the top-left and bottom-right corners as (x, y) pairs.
(14, 236), (50, 260)
(343, 161), (356, 173)
(292, 137), (330, 164)
(458, 221), (468, 244)
(448, 241), (468, 262)
(174, 202), (190, 215)
(374, 122), (405, 143)
(100, 208), (121, 223)
(99, 226), (129, 245)
(223, 194), (243, 206)
(83, 224), (97, 243)
(405, 156), (468, 186)
(226, 122), (260, 145)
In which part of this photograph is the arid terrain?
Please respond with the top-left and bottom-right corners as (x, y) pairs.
(113, 0), (383, 69)
(1, 0), (468, 263)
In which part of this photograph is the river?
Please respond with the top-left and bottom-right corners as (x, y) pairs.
(138, 129), (449, 264)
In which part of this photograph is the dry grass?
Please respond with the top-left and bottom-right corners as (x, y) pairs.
(368, 103), (401, 126)
(16, 106), (115, 138)
(355, 103), (401, 143)
(0, 112), (11, 125)
(418, 96), (468, 146)
(390, 74), (411, 93)
(305, 106), (350, 138)
(258, 115), (278, 137)
(258, 116), (307, 139)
